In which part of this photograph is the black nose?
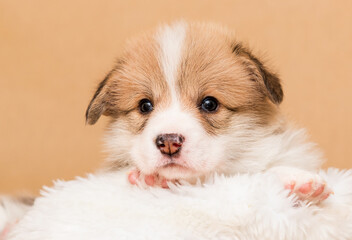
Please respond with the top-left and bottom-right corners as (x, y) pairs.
(155, 134), (185, 157)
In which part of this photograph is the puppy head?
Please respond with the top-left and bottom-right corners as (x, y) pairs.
(86, 21), (283, 180)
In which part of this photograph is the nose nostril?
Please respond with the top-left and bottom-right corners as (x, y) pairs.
(159, 144), (165, 147)
(172, 143), (181, 148)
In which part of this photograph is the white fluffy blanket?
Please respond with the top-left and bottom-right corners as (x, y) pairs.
(8, 168), (352, 240)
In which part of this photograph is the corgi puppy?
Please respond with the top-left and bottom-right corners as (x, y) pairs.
(86, 21), (331, 203)
(0, 21), (333, 238)
(0, 21), (332, 237)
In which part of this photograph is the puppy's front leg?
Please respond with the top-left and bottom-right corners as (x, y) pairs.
(268, 166), (332, 204)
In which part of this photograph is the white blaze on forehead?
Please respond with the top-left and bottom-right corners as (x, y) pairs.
(156, 21), (187, 101)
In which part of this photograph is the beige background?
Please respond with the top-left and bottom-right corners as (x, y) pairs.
(0, 0), (351, 194)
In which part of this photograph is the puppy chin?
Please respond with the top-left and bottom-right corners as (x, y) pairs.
(137, 154), (202, 180)
(156, 164), (199, 180)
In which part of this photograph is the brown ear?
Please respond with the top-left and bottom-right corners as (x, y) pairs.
(85, 72), (112, 125)
(233, 44), (284, 104)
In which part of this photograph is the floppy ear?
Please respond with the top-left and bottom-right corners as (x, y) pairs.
(233, 44), (284, 104)
(85, 72), (112, 125)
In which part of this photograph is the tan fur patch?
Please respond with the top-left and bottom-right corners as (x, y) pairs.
(175, 23), (281, 134)
(87, 32), (171, 134)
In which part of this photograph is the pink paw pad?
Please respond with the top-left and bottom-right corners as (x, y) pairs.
(298, 182), (312, 194)
(127, 170), (171, 189)
(285, 179), (332, 204)
(311, 184), (325, 197)
(144, 175), (156, 186)
(128, 170), (140, 185)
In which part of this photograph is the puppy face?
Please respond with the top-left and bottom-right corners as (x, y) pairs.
(86, 22), (283, 180)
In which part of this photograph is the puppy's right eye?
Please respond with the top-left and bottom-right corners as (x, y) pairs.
(139, 99), (153, 114)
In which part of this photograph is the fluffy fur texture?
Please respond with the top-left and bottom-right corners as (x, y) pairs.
(7, 168), (352, 240)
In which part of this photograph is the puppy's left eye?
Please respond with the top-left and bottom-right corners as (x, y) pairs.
(139, 99), (153, 114)
(200, 97), (218, 112)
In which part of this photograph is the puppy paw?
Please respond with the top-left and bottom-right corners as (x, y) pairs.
(127, 169), (173, 188)
(269, 166), (333, 205)
(284, 173), (332, 204)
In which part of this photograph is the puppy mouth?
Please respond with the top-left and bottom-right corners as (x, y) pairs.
(157, 158), (190, 171)
(162, 162), (186, 169)
(154, 160), (200, 181)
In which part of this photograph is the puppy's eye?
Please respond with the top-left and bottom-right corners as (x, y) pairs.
(139, 99), (153, 114)
(200, 97), (218, 112)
